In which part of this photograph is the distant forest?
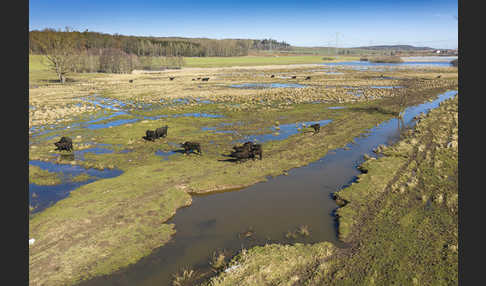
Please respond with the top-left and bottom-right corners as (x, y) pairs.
(29, 29), (291, 57)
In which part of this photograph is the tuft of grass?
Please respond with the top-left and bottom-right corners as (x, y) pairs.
(172, 267), (199, 286)
(209, 250), (228, 272)
(297, 225), (311, 236)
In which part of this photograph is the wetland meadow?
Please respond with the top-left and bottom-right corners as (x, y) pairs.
(29, 54), (458, 286)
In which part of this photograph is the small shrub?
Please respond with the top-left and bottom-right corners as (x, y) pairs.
(298, 225), (311, 236)
(209, 250), (227, 271)
(172, 267), (199, 286)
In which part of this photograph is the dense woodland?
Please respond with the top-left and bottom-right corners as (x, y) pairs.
(29, 29), (291, 57)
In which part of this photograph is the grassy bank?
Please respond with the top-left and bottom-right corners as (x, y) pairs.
(204, 94), (458, 285)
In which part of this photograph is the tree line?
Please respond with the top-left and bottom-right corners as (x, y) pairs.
(29, 28), (291, 57)
(30, 28), (291, 82)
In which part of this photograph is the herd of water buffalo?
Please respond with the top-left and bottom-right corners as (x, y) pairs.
(53, 121), (321, 162)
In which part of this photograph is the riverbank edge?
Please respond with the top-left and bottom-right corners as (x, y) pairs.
(203, 91), (458, 286)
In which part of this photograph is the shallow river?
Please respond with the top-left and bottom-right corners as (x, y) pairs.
(78, 90), (457, 286)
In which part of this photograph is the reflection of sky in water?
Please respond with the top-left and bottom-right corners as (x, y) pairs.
(230, 83), (306, 89)
(29, 160), (123, 214)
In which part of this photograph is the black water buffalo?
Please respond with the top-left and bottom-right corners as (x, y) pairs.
(232, 141), (254, 152)
(201, 77), (210, 81)
(291, 76), (297, 79)
(155, 126), (168, 138)
(305, 76), (311, 80)
(230, 148), (253, 162)
(143, 130), (157, 141)
(310, 123), (320, 134)
(437, 75), (441, 78)
(169, 77), (175, 81)
(250, 144), (262, 160)
(129, 80), (133, 83)
(181, 142), (202, 155)
(271, 75), (275, 78)
(54, 136), (73, 152)
(197, 77), (201, 80)
(230, 141), (262, 161)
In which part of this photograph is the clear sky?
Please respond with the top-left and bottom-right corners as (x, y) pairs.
(29, 0), (458, 49)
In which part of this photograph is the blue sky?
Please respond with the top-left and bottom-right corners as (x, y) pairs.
(29, 0), (458, 49)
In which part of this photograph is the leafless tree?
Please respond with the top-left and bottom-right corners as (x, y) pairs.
(37, 28), (78, 83)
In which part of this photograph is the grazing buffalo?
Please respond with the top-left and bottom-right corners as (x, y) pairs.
(155, 126), (168, 138)
(197, 77), (201, 80)
(230, 148), (253, 162)
(54, 136), (73, 152)
(310, 123), (320, 134)
(129, 80), (133, 83)
(181, 142), (202, 155)
(291, 76), (297, 79)
(305, 76), (311, 80)
(232, 141), (254, 152)
(230, 141), (262, 161)
(437, 75), (441, 78)
(169, 77), (175, 81)
(201, 77), (210, 81)
(271, 75), (275, 78)
(192, 78), (196, 81)
(251, 144), (262, 160)
(143, 130), (157, 141)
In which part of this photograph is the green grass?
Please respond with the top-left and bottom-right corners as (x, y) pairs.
(29, 165), (62, 185)
(182, 55), (358, 68)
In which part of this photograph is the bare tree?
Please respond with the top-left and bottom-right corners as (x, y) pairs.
(37, 28), (78, 83)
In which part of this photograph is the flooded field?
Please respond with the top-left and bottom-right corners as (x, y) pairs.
(29, 60), (458, 286)
(78, 90), (457, 286)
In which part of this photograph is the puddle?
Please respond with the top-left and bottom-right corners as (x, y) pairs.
(237, 119), (332, 143)
(172, 113), (223, 118)
(78, 90), (457, 286)
(155, 150), (178, 160)
(328, 106), (347, 109)
(370, 86), (403, 89)
(230, 83), (307, 89)
(29, 160), (123, 214)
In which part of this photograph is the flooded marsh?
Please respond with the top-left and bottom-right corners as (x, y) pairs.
(29, 60), (458, 286)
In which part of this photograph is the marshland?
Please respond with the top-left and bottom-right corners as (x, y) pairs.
(29, 6), (458, 282)
(29, 50), (458, 285)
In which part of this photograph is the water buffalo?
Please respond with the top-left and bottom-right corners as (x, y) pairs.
(197, 77), (201, 80)
(129, 80), (133, 83)
(305, 76), (311, 80)
(250, 144), (262, 160)
(169, 77), (175, 81)
(271, 75), (275, 78)
(181, 142), (202, 155)
(291, 76), (297, 79)
(230, 148), (253, 162)
(201, 77), (210, 81)
(310, 123), (320, 134)
(232, 141), (254, 152)
(230, 141), (262, 161)
(155, 126), (168, 138)
(54, 136), (73, 152)
(143, 130), (157, 141)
